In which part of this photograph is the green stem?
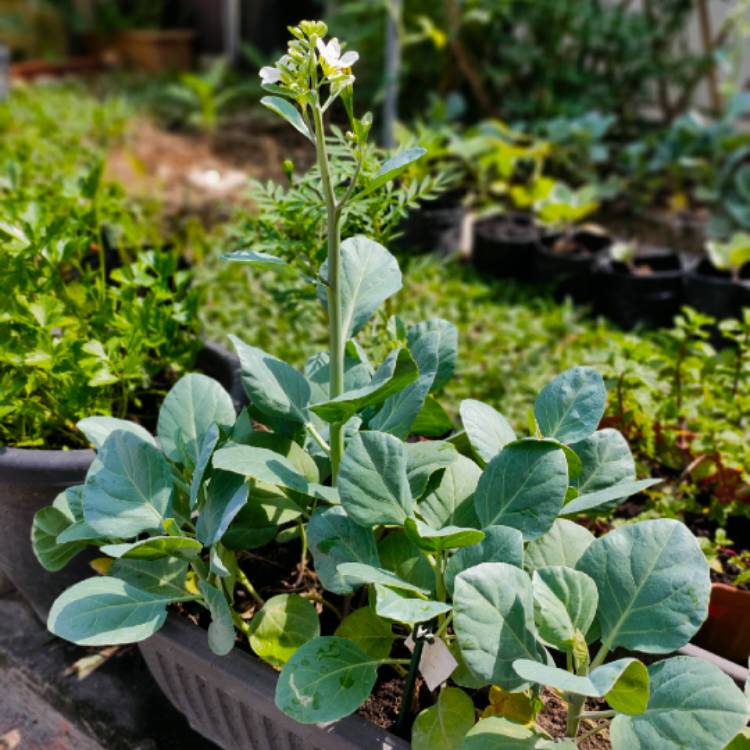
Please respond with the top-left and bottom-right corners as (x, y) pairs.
(566, 694), (586, 738)
(311, 99), (345, 482)
(305, 421), (331, 454)
(395, 634), (425, 737)
(231, 610), (253, 638)
(575, 710), (616, 720)
(235, 567), (264, 607)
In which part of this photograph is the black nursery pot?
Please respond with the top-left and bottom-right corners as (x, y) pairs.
(472, 212), (538, 280)
(534, 229), (612, 303)
(396, 190), (466, 256)
(685, 259), (750, 321)
(0, 342), (243, 621)
(140, 614), (408, 750)
(594, 249), (687, 330)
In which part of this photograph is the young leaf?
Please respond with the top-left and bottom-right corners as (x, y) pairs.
(404, 517), (484, 552)
(249, 594), (320, 668)
(576, 520), (710, 653)
(309, 347), (418, 423)
(32, 504), (87, 572)
(374, 584), (452, 624)
(463, 716), (575, 749)
(220, 249), (294, 272)
(420, 453), (482, 529)
(524, 519), (594, 571)
(378, 532), (435, 594)
(337, 431), (413, 526)
(534, 367), (606, 444)
(336, 562), (429, 594)
(48, 576), (194, 645)
(453, 563), (545, 690)
(318, 236), (402, 338)
(83, 431), (174, 539)
(531, 566), (598, 651)
(100, 536), (203, 561)
(275, 637), (379, 723)
(405, 440), (458, 500)
(335, 607), (395, 660)
(229, 335), (311, 424)
(307, 506), (380, 595)
(260, 96), (312, 140)
(445, 525), (524, 596)
(610, 657), (749, 750)
(571, 428), (635, 494)
(189, 423), (220, 509)
(195, 470), (250, 546)
(411, 687), (475, 750)
(157, 374), (235, 464)
(77, 416), (156, 450)
(360, 147), (427, 196)
(561, 478), (661, 515)
(198, 580), (235, 656)
(109, 557), (190, 597)
(407, 318), (458, 392)
(473, 440), (568, 540)
(460, 399), (517, 464)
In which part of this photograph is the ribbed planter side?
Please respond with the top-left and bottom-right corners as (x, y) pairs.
(139, 616), (409, 750)
(0, 342), (244, 621)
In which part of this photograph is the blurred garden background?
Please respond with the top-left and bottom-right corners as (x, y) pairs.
(2, 0), (750, 659)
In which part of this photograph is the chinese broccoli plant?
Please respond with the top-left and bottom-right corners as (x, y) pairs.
(33, 21), (748, 750)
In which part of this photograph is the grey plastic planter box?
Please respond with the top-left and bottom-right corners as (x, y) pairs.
(0, 342), (244, 621)
(140, 615), (409, 750)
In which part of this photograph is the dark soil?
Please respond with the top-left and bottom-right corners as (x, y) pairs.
(477, 213), (537, 242)
(536, 689), (611, 749)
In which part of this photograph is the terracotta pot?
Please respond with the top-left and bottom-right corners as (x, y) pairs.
(9, 56), (102, 80)
(140, 614), (408, 750)
(0, 342), (243, 621)
(693, 583), (750, 665)
(118, 30), (194, 73)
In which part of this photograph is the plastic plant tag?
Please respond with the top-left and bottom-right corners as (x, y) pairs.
(405, 632), (458, 691)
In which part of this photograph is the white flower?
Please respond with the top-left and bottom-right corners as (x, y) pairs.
(316, 37), (359, 71)
(259, 66), (281, 85)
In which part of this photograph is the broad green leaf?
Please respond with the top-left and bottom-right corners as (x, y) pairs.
(407, 318), (458, 392)
(561, 478), (661, 515)
(101, 536), (203, 561)
(260, 96), (312, 139)
(310, 347), (418, 423)
(360, 147), (426, 196)
(54, 484), (100, 544)
(463, 716), (575, 749)
(337, 562), (428, 594)
(378, 532), (435, 594)
(374, 584), (451, 624)
(335, 607), (395, 660)
(453, 563), (544, 689)
(318, 236), (402, 338)
(412, 687), (475, 750)
(512, 658), (648, 714)
(338, 431), (412, 526)
(48, 576), (194, 645)
(307, 506), (380, 595)
(524, 519), (594, 571)
(32, 504), (87, 571)
(474, 441), (568, 540)
(534, 367), (606, 444)
(249, 594), (320, 668)
(577, 520), (710, 653)
(220, 249), (294, 272)
(420, 453), (482, 529)
(196, 470), (249, 546)
(230, 335), (311, 424)
(445, 526), (524, 596)
(610, 656), (749, 750)
(157, 374), (235, 464)
(411, 395), (454, 437)
(275, 636), (378, 723)
(212, 444), (337, 503)
(406, 440), (458, 500)
(532, 566), (598, 650)
(109, 557), (190, 597)
(304, 349), (373, 405)
(189, 423), (220, 509)
(83, 431), (173, 538)
(572, 428), (635, 494)
(198, 580), (235, 656)
(404, 517), (484, 552)
(460, 399), (516, 464)
(369, 330), (440, 438)
(77, 416), (155, 450)
(221, 485), (300, 549)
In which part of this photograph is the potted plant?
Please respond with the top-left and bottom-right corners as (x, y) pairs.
(0, 160), (241, 619)
(35, 23), (749, 750)
(593, 239), (689, 329)
(686, 233), (750, 321)
(533, 182), (610, 303)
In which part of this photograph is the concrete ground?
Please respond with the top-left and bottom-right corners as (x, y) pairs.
(0, 592), (217, 750)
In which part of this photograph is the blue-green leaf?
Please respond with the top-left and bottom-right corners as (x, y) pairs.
(196, 470), (249, 546)
(360, 147), (427, 196)
(198, 580), (235, 656)
(260, 96), (312, 140)
(101, 535), (203, 560)
(77, 416), (156, 450)
(460, 399), (516, 464)
(374, 584), (451, 624)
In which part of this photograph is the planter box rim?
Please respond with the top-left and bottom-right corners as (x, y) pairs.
(140, 613), (409, 750)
